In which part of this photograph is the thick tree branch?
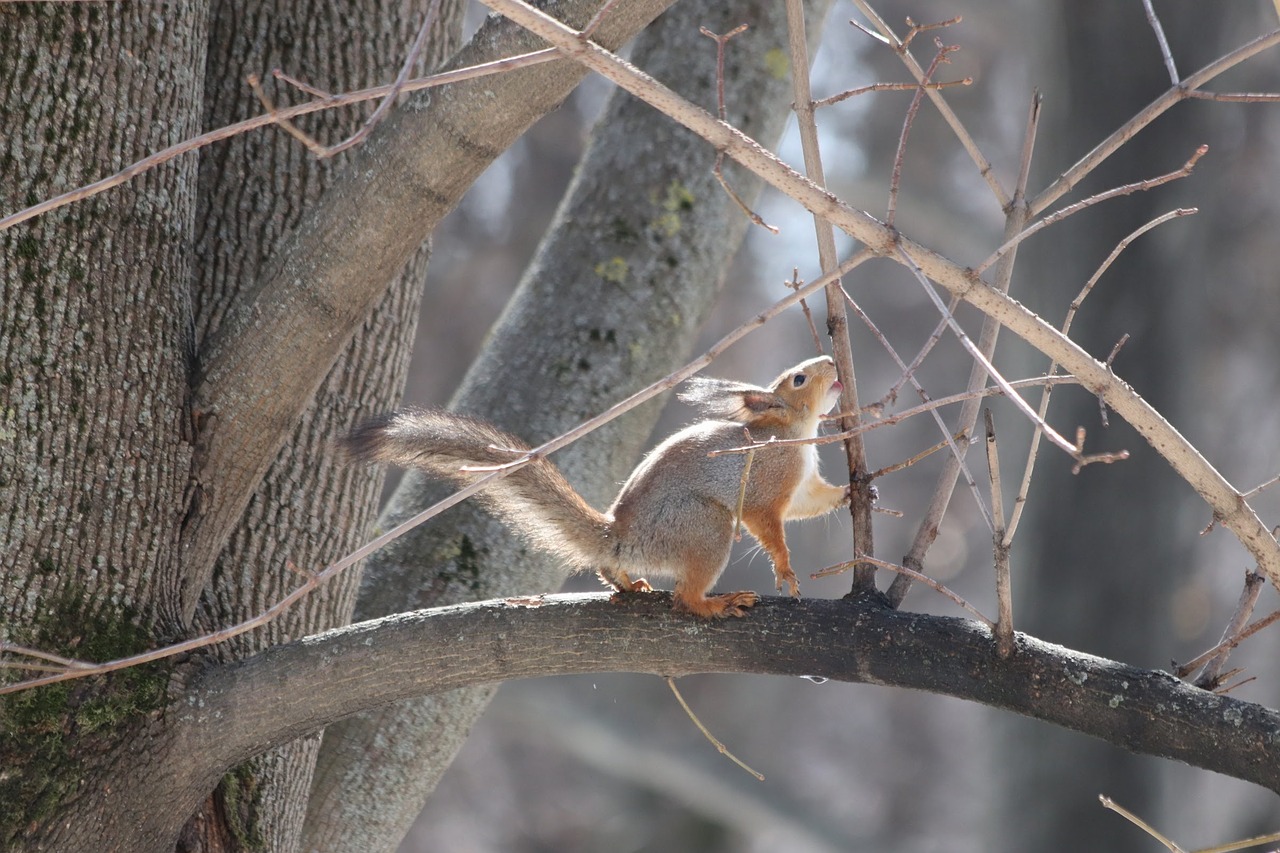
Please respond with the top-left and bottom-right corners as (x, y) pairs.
(176, 0), (675, 627)
(190, 594), (1280, 796)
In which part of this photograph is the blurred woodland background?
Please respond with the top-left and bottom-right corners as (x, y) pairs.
(398, 2), (1280, 851)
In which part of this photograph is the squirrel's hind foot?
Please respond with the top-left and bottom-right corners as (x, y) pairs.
(599, 569), (653, 594)
(675, 590), (760, 619)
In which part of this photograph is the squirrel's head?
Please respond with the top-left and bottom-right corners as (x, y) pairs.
(678, 355), (841, 432)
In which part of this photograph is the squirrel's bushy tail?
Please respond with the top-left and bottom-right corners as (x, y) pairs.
(343, 409), (613, 569)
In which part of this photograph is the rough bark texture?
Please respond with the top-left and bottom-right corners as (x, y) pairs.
(303, 1), (833, 849)
(177, 1), (463, 850)
(0, 4), (207, 847)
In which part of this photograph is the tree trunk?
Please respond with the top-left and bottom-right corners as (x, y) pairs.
(0, 3), (207, 848)
(176, 1), (463, 849)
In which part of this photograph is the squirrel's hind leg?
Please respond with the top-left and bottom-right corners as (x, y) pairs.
(671, 540), (757, 618)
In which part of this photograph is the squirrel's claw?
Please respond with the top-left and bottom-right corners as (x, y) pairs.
(775, 567), (801, 598)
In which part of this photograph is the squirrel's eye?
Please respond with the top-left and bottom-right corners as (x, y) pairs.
(792, 374), (807, 387)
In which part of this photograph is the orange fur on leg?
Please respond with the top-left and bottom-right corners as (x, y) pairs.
(744, 508), (800, 598)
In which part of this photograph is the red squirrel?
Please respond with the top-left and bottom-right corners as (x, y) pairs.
(344, 355), (850, 618)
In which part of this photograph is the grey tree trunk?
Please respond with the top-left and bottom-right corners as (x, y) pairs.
(176, 2), (463, 850)
(0, 4), (207, 848)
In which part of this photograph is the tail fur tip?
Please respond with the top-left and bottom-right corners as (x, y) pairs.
(340, 412), (402, 464)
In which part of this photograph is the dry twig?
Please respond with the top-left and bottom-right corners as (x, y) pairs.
(784, 0), (876, 591)
(813, 555), (993, 628)
(985, 409), (1014, 658)
(0, 48), (561, 232)
(667, 677), (764, 780)
(887, 89), (1041, 607)
(1004, 209), (1192, 543)
(978, 147), (1207, 275)
(851, 2), (1008, 208)
(701, 23), (778, 233)
(887, 36), (958, 228)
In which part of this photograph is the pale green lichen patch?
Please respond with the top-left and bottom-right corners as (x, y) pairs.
(764, 48), (789, 81)
(594, 257), (629, 285)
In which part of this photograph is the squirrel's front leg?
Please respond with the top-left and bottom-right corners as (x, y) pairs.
(786, 474), (851, 520)
(742, 509), (800, 597)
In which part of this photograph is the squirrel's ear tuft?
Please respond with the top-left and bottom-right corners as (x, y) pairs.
(679, 378), (780, 422)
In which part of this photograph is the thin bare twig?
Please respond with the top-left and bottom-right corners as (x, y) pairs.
(701, 24), (779, 233)
(786, 269), (825, 354)
(1097, 333), (1131, 426)
(1176, 607), (1280, 678)
(887, 36), (958, 228)
(851, 1), (1008, 208)
(978, 147), (1207, 275)
(1243, 471), (1280, 500)
(900, 14), (963, 49)
(985, 409), (1014, 658)
(1214, 672), (1255, 696)
(273, 68), (332, 99)
(320, 0), (444, 158)
(699, 24), (749, 121)
(1183, 89), (1280, 102)
(1, 48), (561, 232)
(247, 73), (327, 156)
(785, 0), (876, 591)
(887, 89), (1040, 608)
(813, 77), (968, 110)
(1142, 0), (1179, 85)
(1032, 28), (1280, 215)
(1177, 569), (1272, 683)
(1101, 794), (1280, 853)
(812, 555), (993, 628)
(667, 677), (764, 780)
(842, 288), (994, 533)
(1100, 796), (1184, 852)
(900, 246), (1124, 466)
(1005, 209), (1192, 543)
(0, 643), (94, 670)
(875, 298), (955, 410)
(866, 431), (967, 481)
(1198, 829), (1280, 853)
